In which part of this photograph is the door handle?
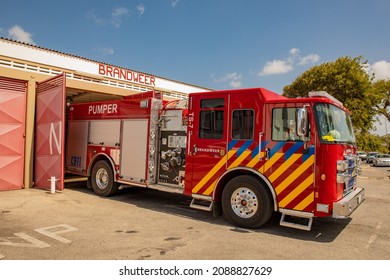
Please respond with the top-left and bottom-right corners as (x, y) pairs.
(193, 144), (198, 155)
(265, 147), (270, 160)
(258, 132), (263, 160)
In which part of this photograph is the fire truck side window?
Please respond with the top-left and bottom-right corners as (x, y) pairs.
(200, 98), (224, 108)
(199, 98), (224, 139)
(272, 108), (299, 141)
(232, 109), (254, 140)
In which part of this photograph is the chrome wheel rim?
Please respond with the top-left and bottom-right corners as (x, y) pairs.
(95, 168), (109, 190)
(231, 187), (258, 218)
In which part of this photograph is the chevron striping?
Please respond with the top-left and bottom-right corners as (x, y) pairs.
(268, 153), (301, 183)
(279, 174), (314, 208)
(275, 155), (315, 194)
(228, 150), (251, 169)
(294, 190), (315, 211)
(262, 152), (284, 173)
(192, 149), (235, 193)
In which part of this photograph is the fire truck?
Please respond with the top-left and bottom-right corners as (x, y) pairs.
(65, 88), (365, 230)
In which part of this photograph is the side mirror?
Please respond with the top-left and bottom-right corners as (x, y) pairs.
(296, 108), (308, 138)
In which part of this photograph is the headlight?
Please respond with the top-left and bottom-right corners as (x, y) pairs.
(337, 173), (349, 184)
(337, 160), (348, 172)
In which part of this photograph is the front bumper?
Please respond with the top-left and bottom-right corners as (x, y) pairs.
(332, 187), (365, 218)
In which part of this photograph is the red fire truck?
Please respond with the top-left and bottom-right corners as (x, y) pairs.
(65, 88), (364, 230)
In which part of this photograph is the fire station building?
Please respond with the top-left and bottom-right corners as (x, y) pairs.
(0, 37), (210, 192)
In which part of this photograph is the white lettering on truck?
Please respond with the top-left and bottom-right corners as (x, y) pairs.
(88, 104), (118, 115)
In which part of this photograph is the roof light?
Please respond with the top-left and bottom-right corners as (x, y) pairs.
(308, 91), (343, 107)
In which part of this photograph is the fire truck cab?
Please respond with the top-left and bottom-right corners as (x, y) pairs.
(66, 88), (365, 230)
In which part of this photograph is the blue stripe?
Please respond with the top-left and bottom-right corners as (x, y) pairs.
(303, 146), (315, 162)
(284, 142), (304, 160)
(269, 141), (286, 157)
(236, 140), (253, 157)
(228, 140), (238, 151)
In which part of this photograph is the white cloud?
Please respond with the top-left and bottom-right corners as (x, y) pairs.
(259, 48), (320, 76)
(137, 4), (145, 18)
(259, 60), (293, 76)
(371, 60), (390, 81)
(87, 8), (131, 28)
(289, 48), (300, 56)
(171, 0), (180, 7)
(214, 72), (243, 88)
(112, 7), (130, 18)
(93, 47), (114, 55)
(111, 7), (131, 27)
(86, 9), (106, 26)
(8, 25), (35, 45)
(299, 54), (320, 65)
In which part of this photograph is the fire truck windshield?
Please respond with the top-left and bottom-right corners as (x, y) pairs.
(315, 103), (356, 144)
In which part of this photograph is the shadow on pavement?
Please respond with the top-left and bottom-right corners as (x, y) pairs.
(65, 181), (350, 243)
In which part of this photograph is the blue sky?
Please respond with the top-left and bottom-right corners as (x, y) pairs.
(1, 0), (390, 95)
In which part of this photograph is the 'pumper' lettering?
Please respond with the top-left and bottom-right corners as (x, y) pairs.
(88, 104), (118, 115)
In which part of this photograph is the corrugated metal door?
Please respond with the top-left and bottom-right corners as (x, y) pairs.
(34, 74), (66, 191)
(0, 77), (27, 191)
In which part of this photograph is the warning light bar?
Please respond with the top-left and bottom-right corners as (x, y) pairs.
(308, 91), (343, 107)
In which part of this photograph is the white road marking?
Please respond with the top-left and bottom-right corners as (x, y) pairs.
(34, 224), (78, 244)
(365, 223), (382, 249)
(0, 232), (50, 248)
(0, 224), (78, 249)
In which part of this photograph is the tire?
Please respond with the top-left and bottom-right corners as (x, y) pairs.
(222, 175), (273, 229)
(90, 160), (119, 197)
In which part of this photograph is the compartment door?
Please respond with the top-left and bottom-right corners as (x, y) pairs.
(34, 74), (66, 191)
(120, 119), (148, 183)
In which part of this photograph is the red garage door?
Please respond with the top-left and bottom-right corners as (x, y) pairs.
(0, 77), (27, 191)
(34, 74), (65, 191)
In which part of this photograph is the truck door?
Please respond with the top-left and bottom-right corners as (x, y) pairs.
(186, 94), (228, 196)
(263, 103), (315, 213)
(227, 92), (265, 175)
(34, 74), (66, 191)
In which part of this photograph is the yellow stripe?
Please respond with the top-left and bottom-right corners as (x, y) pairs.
(268, 153), (301, 183)
(275, 155), (315, 195)
(203, 179), (217, 195)
(192, 150), (236, 193)
(228, 150), (251, 169)
(262, 152), (284, 173)
(246, 152), (264, 168)
(294, 191), (315, 211)
(203, 150), (252, 195)
(279, 174), (314, 208)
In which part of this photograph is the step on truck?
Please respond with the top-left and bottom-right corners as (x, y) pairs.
(65, 88), (365, 230)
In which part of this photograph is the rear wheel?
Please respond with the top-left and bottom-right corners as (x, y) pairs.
(90, 160), (119, 196)
(222, 175), (273, 229)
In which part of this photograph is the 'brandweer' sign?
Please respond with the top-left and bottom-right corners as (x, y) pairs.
(98, 63), (156, 86)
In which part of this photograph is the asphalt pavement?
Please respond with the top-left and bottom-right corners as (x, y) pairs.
(0, 161), (389, 260)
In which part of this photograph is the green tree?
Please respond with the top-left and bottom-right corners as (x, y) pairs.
(356, 133), (388, 153)
(283, 56), (382, 132)
(370, 79), (390, 122)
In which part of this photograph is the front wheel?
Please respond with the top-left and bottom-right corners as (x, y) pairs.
(222, 175), (273, 229)
(90, 160), (119, 197)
